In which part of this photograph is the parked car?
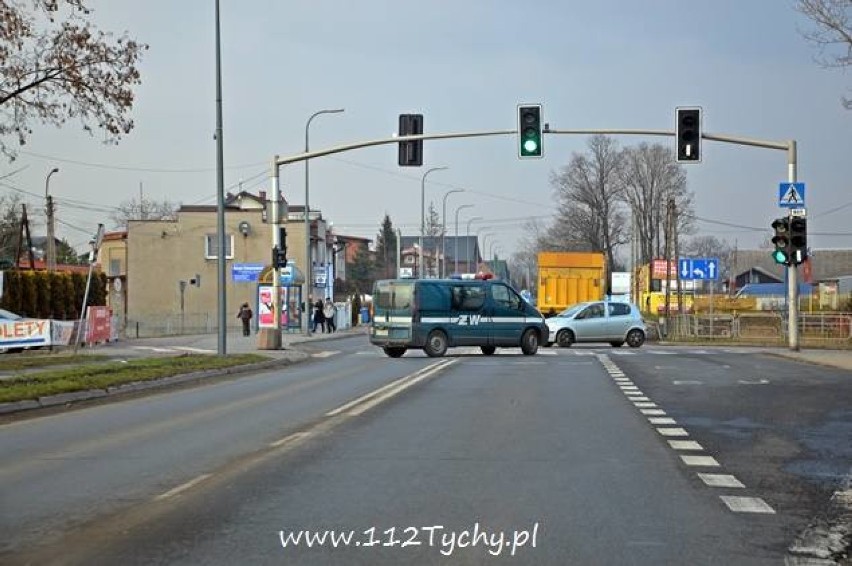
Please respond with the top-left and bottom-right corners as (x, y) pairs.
(545, 301), (646, 348)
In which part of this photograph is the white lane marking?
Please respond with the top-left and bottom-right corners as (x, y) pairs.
(172, 346), (217, 353)
(634, 402), (658, 408)
(738, 379), (770, 385)
(625, 391), (645, 397)
(647, 350), (677, 355)
(311, 351), (340, 358)
(536, 350), (557, 355)
(698, 473), (745, 488)
(155, 473), (212, 501)
(668, 440), (703, 451)
(657, 427), (689, 437)
(629, 396), (651, 402)
(133, 346), (176, 353)
(620, 386), (640, 390)
(348, 360), (455, 416)
(649, 417), (676, 425)
(269, 431), (310, 448)
(680, 455), (720, 467)
(720, 496), (775, 514)
(641, 408), (667, 415)
(673, 380), (703, 385)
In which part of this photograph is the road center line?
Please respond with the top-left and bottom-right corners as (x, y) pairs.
(155, 473), (212, 501)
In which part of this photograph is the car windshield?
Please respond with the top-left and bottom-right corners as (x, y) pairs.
(557, 304), (586, 318)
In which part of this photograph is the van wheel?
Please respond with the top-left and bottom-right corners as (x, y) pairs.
(480, 345), (496, 356)
(383, 347), (406, 358)
(424, 330), (448, 357)
(556, 329), (574, 348)
(520, 329), (539, 355)
(626, 329), (645, 348)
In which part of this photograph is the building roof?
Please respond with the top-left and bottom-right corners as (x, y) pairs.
(399, 235), (480, 263)
(736, 283), (814, 297)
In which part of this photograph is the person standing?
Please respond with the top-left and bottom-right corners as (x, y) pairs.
(323, 298), (337, 333)
(312, 298), (325, 333)
(237, 302), (253, 336)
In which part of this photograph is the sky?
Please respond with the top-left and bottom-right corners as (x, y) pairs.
(2, 0), (850, 259)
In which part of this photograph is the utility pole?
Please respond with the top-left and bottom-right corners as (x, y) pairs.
(45, 168), (59, 271)
(673, 200), (682, 317)
(663, 198), (674, 337)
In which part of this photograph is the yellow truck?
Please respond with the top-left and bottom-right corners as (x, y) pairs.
(537, 252), (606, 315)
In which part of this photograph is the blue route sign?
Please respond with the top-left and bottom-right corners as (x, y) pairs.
(678, 257), (719, 281)
(232, 262), (265, 283)
(779, 182), (805, 208)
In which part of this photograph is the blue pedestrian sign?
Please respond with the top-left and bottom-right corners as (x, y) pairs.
(678, 257), (719, 281)
(779, 182), (805, 208)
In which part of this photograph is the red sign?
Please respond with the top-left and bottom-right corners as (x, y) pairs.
(85, 306), (112, 343)
(651, 259), (678, 279)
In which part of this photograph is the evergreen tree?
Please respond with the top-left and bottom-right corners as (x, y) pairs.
(374, 214), (397, 279)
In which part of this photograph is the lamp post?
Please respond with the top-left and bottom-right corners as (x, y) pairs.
(44, 167), (59, 271)
(478, 231), (495, 266)
(420, 166), (448, 279)
(466, 216), (482, 274)
(304, 108), (344, 336)
(453, 204), (474, 274)
(441, 188), (464, 278)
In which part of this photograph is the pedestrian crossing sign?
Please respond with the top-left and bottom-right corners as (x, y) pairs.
(778, 182), (805, 208)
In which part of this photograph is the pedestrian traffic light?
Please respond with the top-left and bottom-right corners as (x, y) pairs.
(771, 217), (790, 265)
(517, 104), (543, 158)
(789, 217), (807, 265)
(676, 107), (702, 163)
(398, 114), (423, 167)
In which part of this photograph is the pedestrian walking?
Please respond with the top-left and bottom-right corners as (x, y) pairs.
(312, 299), (325, 333)
(237, 302), (253, 336)
(323, 298), (337, 333)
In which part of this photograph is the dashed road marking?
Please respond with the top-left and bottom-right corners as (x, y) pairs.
(657, 427), (689, 437)
(641, 408), (667, 415)
(649, 417), (676, 425)
(634, 402), (658, 408)
(680, 455), (720, 467)
(698, 473), (745, 488)
(155, 473), (212, 501)
(668, 440), (703, 451)
(269, 431), (311, 448)
(172, 346), (217, 354)
(311, 351), (340, 358)
(629, 396), (651, 402)
(720, 496), (775, 514)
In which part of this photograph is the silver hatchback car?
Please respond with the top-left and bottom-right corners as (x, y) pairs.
(545, 301), (646, 348)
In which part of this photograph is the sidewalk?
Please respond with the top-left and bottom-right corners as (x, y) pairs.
(768, 349), (852, 372)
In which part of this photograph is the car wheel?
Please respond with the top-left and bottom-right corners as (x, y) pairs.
(626, 329), (645, 348)
(556, 329), (574, 348)
(383, 347), (406, 358)
(424, 330), (448, 357)
(609, 341), (624, 348)
(520, 329), (539, 355)
(480, 345), (496, 356)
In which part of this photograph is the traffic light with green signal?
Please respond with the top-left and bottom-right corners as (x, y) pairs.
(789, 217), (807, 265)
(517, 104), (543, 158)
(771, 217), (790, 265)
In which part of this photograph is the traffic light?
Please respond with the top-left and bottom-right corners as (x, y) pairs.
(789, 217), (807, 265)
(272, 227), (288, 268)
(517, 104), (543, 158)
(771, 217), (790, 265)
(676, 107), (702, 163)
(398, 114), (423, 167)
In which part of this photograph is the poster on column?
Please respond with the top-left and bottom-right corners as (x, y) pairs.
(258, 286), (274, 328)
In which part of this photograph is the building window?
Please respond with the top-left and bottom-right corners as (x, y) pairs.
(205, 234), (234, 259)
(109, 259), (122, 276)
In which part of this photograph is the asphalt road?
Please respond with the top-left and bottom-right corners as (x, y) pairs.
(1, 339), (849, 565)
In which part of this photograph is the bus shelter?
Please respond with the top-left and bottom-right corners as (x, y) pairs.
(257, 261), (304, 333)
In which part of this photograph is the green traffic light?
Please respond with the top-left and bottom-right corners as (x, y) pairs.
(771, 249), (788, 265)
(523, 139), (539, 153)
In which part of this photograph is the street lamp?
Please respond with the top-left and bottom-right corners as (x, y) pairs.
(44, 167), (59, 271)
(304, 108), (344, 336)
(466, 216), (482, 273)
(441, 188), (464, 278)
(420, 166), (448, 279)
(454, 204), (474, 274)
(479, 231), (495, 263)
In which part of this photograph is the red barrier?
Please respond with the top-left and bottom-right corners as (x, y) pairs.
(86, 306), (112, 344)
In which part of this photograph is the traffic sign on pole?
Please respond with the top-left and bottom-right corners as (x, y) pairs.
(779, 182), (805, 208)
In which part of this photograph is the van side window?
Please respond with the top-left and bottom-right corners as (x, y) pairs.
(451, 285), (485, 311)
(492, 284), (522, 310)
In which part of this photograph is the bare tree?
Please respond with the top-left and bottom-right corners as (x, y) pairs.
(795, 0), (852, 108)
(683, 235), (735, 280)
(0, 0), (148, 156)
(109, 196), (178, 229)
(620, 142), (695, 266)
(511, 217), (548, 292)
(549, 135), (629, 273)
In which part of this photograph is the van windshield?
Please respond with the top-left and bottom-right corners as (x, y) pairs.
(374, 281), (414, 317)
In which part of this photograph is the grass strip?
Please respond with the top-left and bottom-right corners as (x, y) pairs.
(0, 354), (109, 371)
(0, 354), (269, 403)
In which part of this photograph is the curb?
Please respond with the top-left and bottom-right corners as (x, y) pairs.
(0, 352), (310, 416)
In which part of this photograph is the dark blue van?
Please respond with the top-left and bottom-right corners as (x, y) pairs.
(370, 278), (548, 357)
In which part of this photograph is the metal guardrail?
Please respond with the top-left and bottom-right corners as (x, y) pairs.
(666, 312), (852, 344)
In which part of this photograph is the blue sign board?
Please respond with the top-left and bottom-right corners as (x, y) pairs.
(678, 257), (719, 281)
(778, 182), (805, 208)
(232, 263), (265, 283)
